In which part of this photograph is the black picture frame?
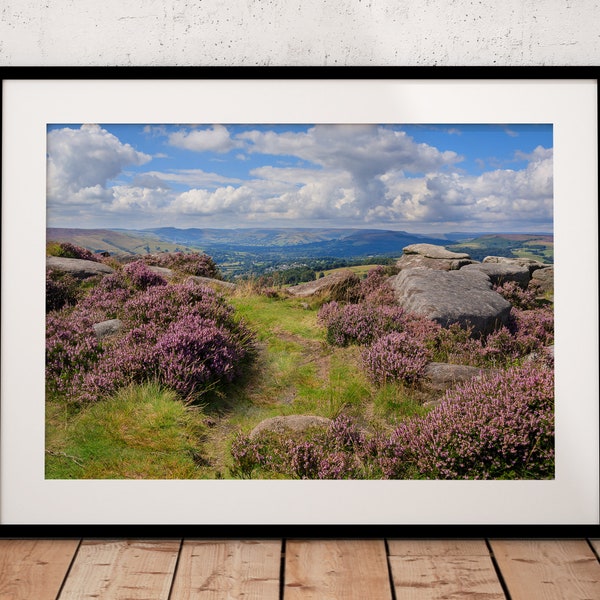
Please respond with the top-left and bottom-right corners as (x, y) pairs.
(1, 66), (598, 538)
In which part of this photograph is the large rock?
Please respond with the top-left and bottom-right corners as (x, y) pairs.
(461, 262), (530, 289)
(250, 415), (332, 439)
(286, 270), (360, 301)
(397, 244), (474, 271)
(46, 256), (115, 279)
(388, 267), (511, 337)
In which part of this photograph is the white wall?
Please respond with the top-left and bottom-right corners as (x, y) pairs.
(1, 0), (598, 66)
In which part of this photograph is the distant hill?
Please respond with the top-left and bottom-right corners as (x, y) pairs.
(46, 227), (553, 268)
(47, 227), (449, 259)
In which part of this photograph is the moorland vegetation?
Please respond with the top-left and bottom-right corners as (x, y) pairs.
(45, 242), (554, 480)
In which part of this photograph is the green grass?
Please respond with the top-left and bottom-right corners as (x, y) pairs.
(46, 383), (210, 479)
(45, 289), (436, 479)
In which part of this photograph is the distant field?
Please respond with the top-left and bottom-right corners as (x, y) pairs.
(447, 233), (553, 263)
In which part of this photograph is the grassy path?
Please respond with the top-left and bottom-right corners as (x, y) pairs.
(45, 291), (423, 479)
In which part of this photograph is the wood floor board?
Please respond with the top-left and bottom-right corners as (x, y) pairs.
(2, 538), (598, 599)
(489, 539), (600, 600)
(56, 539), (180, 600)
(0, 539), (80, 600)
(388, 539), (505, 599)
(284, 539), (392, 599)
(387, 539), (491, 557)
(169, 539), (281, 599)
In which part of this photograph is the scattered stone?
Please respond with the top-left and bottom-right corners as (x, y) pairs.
(250, 415), (332, 439)
(187, 275), (237, 292)
(147, 265), (174, 279)
(46, 256), (115, 279)
(286, 270), (360, 302)
(422, 362), (485, 393)
(461, 262), (531, 289)
(397, 244), (474, 271)
(388, 267), (511, 337)
(93, 319), (123, 340)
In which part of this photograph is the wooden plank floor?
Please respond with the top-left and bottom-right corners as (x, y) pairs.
(1, 539), (599, 599)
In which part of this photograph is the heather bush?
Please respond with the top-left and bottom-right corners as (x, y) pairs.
(494, 281), (539, 310)
(362, 331), (431, 385)
(76, 273), (134, 320)
(358, 266), (397, 305)
(46, 270), (254, 403)
(121, 281), (238, 332)
(122, 260), (167, 290)
(142, 252), (221, 279)
(48, 241), (99, 262)
(431, 305), (554, 368)
(46, 269), (81, 312)
(46, 311), (103, 397)
(386, 363), (554, 479)
(318, 301), (437, 348)
(79, 314), (250, 402)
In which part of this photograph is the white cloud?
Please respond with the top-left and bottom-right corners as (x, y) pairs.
(367, 148), (553, 230)
(47, 124), (552, 233)
(168, 125), (240, 153)
(140, 169), (243, 188)
(47, 124), (151, 206)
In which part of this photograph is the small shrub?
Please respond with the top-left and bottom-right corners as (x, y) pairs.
(142, 252), (221, 279)
(494, 281), (539, 310)
(77, 273), (134, 320)
(362, 331), (430, 385)
(46, 269), (81, 312)
(48, 241), (99, 262)
(122, 260), (167, 290)
(358, 266), (396, 305)
(318, 301), (439, 350)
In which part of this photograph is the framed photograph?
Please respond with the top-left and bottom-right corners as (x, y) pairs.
(1, 67), (598, 536)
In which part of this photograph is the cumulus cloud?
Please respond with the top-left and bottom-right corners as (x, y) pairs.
(46, 123), (553, 232)
(370, 147), (553, 230)
(168, 125), (240, 153)
(236, 125), (462, 221)
(47, 124), (151, 206)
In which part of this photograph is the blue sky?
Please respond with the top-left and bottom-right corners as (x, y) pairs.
(46, 123), (553, 233)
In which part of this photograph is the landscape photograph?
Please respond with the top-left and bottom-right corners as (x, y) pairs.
(45, 122), (555, 481)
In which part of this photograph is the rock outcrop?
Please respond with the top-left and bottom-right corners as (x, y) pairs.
(482, 255), (547, 275)
(388, 267), (511, 337)
(396, 243), (474, 271)
(461, 262), (531, 288)
(286, 269), (360, 301)
(46, 256), (115, 279)
(250, 415), (332, 438)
